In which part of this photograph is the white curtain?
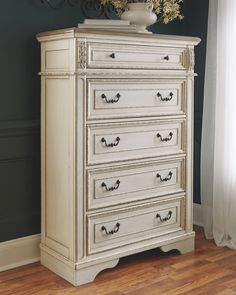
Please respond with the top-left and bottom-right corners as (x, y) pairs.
(201, 0), (236, 248)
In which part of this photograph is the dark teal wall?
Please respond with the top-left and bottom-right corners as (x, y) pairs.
(185, 0), (209, 204)
(0, 0), (208, 242)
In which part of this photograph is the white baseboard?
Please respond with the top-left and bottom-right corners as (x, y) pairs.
(0, 234), (41, 272)
(193, 203), (203, 227)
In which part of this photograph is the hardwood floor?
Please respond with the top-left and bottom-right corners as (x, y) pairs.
(1, 226), (236, 295)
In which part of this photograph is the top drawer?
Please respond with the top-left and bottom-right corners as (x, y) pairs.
(87, 42), (187, 70)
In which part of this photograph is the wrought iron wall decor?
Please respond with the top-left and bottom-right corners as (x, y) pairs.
(39, 0), (116, 19)
(81, 0), (116, 19)
(39, 0), (79, 9)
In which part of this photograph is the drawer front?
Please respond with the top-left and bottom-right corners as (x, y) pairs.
(87, 42), (187, 70)
(87, 79), (186, 119)
(87, 199), (183, 254)
(87, 120), (184, 165)
(87, 158), (185, 209)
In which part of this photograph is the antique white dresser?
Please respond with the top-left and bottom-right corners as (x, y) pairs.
(37, 28), (200, 286)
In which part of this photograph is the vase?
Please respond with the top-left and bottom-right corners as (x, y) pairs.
(120, 3), (157, 34)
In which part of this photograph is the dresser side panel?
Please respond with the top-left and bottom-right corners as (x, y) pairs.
(76, 75), (86, 261)
(40, 39), (76, 73)
(185, 73), (195, 232)
(41, 75), (76, 261)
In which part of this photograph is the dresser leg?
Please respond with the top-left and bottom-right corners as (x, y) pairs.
(75, 258), (120, 286)
(160, 236), (195, 255)
(41, 248), (120, 287)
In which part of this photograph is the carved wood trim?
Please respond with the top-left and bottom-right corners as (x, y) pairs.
(78, 40), (87, 70)
(187, 47), (195, 72)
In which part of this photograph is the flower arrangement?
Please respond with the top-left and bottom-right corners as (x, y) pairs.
(100, 0), (183, 24)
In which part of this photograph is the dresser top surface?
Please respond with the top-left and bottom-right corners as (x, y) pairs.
(37, 27), (201, 46)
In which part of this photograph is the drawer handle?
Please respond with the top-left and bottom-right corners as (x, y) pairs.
(157, 92), (174, 102)
(101, 136), (120, 147)
(110, 53), (116, 59)
(163, 55), (170, 61)
(101, 222), (120, 235)
(157, 132), (173, 142)
(101, 180), (120, 192)
(156, 211), (172, 222)
(156, 171), (173, 182)
(101, 93), (121, 104)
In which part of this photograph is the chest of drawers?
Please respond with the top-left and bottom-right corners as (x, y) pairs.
(37, 28), (200, 286)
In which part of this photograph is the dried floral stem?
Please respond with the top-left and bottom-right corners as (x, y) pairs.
(100, 0), (183, 23)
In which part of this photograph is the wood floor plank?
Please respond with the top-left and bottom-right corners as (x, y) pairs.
(206, 250), (236, 262)
(1, 227), (236, 295)
(220, 277), (236, 290)
(179, 273), (236, 295)
(171, 247), (232, 270)
(164, 268), (234, 295)
(215, 289), (236, 295)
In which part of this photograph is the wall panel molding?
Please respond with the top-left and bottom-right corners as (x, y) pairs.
(0, 156), (38, 164)
(0, 120), (40, 138)
(0, 119), (40, 242)
(0, 212), (40, 227)
(0, 119), (40, 161)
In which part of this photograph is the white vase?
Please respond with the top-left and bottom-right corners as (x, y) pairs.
(121, 3), (157, 34)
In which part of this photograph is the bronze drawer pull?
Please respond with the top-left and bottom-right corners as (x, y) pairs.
(163, 55), (170, 61)
(101, 93), (121, 104)
(156, 211), (172, 222)
(101, 136), (120, 147)
(101, 180), (120, 192)
(101, 222), (120, 235)
(157, 132), (173, 142)
(110, 53), (116, 59)
(157, 92), (174, 102)
(156, 171), (173, 182)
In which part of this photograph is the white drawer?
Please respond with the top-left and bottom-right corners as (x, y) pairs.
(87, 42), (187, 70)
(87, 199), (183, 254)
(87, 79), (186, 119)
(87, 120), (185, 165)
(87, 158), (185, 210)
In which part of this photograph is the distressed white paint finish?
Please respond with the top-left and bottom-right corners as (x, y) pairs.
(87, 42), (187, 70)
(87, 79), (186, 119)
(88, 198), (183, 254)
(87, 157), (185, 209)
(160, 235), (195, 254)
(87, 120), (184, 165)
(43, 76), (76, 260)
(37, 28), (200, 286)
